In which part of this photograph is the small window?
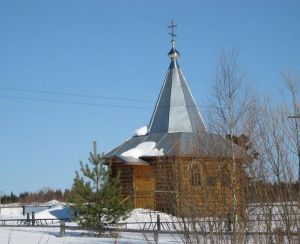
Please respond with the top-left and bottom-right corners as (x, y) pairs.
(191, 170), (201, 186)
(207, 176), (216, 186)
(190, 161), (201, 186)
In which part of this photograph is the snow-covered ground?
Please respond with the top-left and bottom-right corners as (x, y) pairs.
(0, 202), (181, 243)
(1, 201), (299, 243)
(0, 227), (182, 244)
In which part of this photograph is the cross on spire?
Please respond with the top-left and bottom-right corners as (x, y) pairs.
(168, 20), (177, 47)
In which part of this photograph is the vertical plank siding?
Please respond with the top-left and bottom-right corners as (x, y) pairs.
(111, 155), (245, 217)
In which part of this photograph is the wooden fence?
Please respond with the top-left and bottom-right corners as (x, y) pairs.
(0, 218), (299, 243)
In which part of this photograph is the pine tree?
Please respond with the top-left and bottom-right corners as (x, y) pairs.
(70, 141), (131, 229)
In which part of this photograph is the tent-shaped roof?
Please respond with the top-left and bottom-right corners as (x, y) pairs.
(149, 46), (206, 134)
(105, 43), (242, 164)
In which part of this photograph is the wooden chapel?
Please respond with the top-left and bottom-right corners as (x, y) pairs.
(105, 26), (245, 217)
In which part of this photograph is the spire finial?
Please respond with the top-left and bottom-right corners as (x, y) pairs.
(168, 20), (177, 48)
(167, 20), (180, 60)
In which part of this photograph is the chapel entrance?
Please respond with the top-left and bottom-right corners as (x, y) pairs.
(133, 166), (155, 209)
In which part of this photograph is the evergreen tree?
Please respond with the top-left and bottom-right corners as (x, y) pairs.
(70, 141), (131, 229)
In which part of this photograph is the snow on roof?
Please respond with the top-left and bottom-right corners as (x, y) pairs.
(121, 141), (164, 158)
(133, 125), (148, 136)
(114, 155), (149, 164)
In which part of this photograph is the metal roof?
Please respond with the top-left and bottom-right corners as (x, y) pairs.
(105, 45), (243, 161)
(149, 47), (206, 134)
(105, 132), (243, 159)
(110, 155), (149, 165)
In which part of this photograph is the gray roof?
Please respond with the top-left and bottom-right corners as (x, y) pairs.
(149, 47), (206, 134)
(110, 155), (149, 165)
(105, 132), (242, 160)
(105, 45), (243, 162)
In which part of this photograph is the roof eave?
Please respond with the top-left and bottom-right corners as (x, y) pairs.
(104, 155), (150, 166)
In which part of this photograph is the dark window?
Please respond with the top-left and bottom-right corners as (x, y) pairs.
(220, 165), (230, 186)
(122, 183), (129, 190)
(207, 176), (216, 186)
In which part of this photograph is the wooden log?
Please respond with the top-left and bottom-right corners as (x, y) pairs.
(31, 212), (35, 226)
(60, 220), (65, 237)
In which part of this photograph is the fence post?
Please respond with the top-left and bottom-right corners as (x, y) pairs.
(26, 213), (30, 225)
(31, 212), (35, 226)
(154, 214), (160, 243)
(227, 212), (232, 232)
(60, 220), (65, 237)
(267, 208), (272, 243)
(157, 214), (161, 231)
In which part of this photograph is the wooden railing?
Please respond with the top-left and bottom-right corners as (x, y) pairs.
(0, 217), (72, 226)
(0, 215), (299, 243)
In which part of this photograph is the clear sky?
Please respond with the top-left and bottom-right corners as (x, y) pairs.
(0, 0), (299, 194)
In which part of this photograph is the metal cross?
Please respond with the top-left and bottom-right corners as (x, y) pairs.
(168, 20), (177, 46)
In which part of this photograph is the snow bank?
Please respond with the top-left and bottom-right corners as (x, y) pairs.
(0, 207), (23, 218)
(1, 203), (21, 207)
(122, 208), (174, 223)
(35, 205), (72, 219)
(121, 142), (164, 158)
(42, 200), (64, 206)
(133, 125), (148, 136)
(116, 208), (177, 230)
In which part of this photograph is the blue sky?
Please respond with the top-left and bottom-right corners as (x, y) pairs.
(0, 0), (299, 194)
